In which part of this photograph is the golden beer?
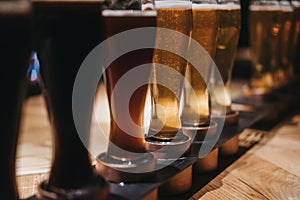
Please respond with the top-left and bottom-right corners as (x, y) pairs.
(275, 1), (293, 86)
(290, 1), (300, 76)
(150, 1), (192, 140)
(212, 3), (240, 114)
(249, 3), (281, 93)
(181, 3), (219, 126)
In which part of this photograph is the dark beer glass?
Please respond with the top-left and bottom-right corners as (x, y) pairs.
(0, 0), (32, 199)
(32, 0), (109, 199)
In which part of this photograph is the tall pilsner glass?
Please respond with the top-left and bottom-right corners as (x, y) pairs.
(146, 0), (193, 195)
(149, 0), (192, 140)
(249, 0), (281, 94)
(180, 0), (220, 172)
(181, 0), (219, 127)
(212, 0), (241, 155)
(212, 0), (241, 120)
(95, 9), (157, 183)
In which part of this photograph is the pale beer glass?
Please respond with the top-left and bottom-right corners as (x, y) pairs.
(275, 0), (294, 87)
(180, 0), (221, 172)
(210, 0), (241, 156)
(290, 0), (300, 77)
(181, 0), (219, 127)
(149, 0), (192, 140)
(249, 0), (281, 94)
(211, 0), (241, 118)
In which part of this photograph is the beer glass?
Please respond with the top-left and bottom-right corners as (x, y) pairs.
(181, 0), (219, 128)
(210, 0), (241, 156)
(96, 9), (157, 183)
(0, 0), (32, 198)
(180, 0), (220, 172)
(248, 0), (281, 94)
(149, 0), (192, 140)
(32, 1), (109, 199)
(211, 0), (240, 119)
(275, 0), (294, 87)
(146, 0), (193, 195)
(290, 0), (300, 77)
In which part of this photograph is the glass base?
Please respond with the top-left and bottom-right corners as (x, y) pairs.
(145, 132), (191, 160)
(95, 152), (155, 183)
(37, 176), (109, 200)
(212, 111), (239, 126)
(182, 120), (218, 142)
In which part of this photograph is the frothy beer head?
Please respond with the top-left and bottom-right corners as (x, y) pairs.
(192, 3), (218, 10)
(0, 1), (31, 14)
(217, 3), (240, 10)
(102, 10), (156, 17)
(155, 0), (192, 9)
(249, 4), (280, 11)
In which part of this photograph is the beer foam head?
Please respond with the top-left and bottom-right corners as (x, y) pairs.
(155, 0), (192, 9)
(102, 10), (156, 17)
(0, 1), (31, 15)
(192, 3), (218, 10)
(279, 2), (293, 12)
(249, 4), (280, 11)
(217, 3), (240, 10)
(292, 0), (300, 8)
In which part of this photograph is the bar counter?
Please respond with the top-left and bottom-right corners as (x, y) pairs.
(16, 83), (300, 199)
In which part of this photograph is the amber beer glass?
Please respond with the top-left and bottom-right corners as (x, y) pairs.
(32, 1), (109, 199)
(150, 0), (192, 140)
(0, 0), (32, 198)
(286, 0), (300, 79)
(212, 0), (240, 116)
(269, 0), (294, 88)
(249, 0), (281, 94)
(95, 10), (158, 183)
(102, 10), (157, 158)
(289, 0), (300, 77)
(181, 0), (219, 127)
(277, 0), (293, 85)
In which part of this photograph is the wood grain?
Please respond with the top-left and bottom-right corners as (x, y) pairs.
(191, 115), (300, 200)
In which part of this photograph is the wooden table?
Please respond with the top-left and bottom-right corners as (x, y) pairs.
(16, 87), (300, 199)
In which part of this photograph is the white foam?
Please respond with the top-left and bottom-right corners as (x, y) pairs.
(280, 6), (293, 12)
(192, 3), (218, 10)
(292, 1), (300, 8)
(249, 4), (280, 11)
(155, 0), (192, 9)
(216, 3), (240, 10)
(102, 10), (156, 17)
(0, 1), (31, 14)
(279, 2), (293, 12)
